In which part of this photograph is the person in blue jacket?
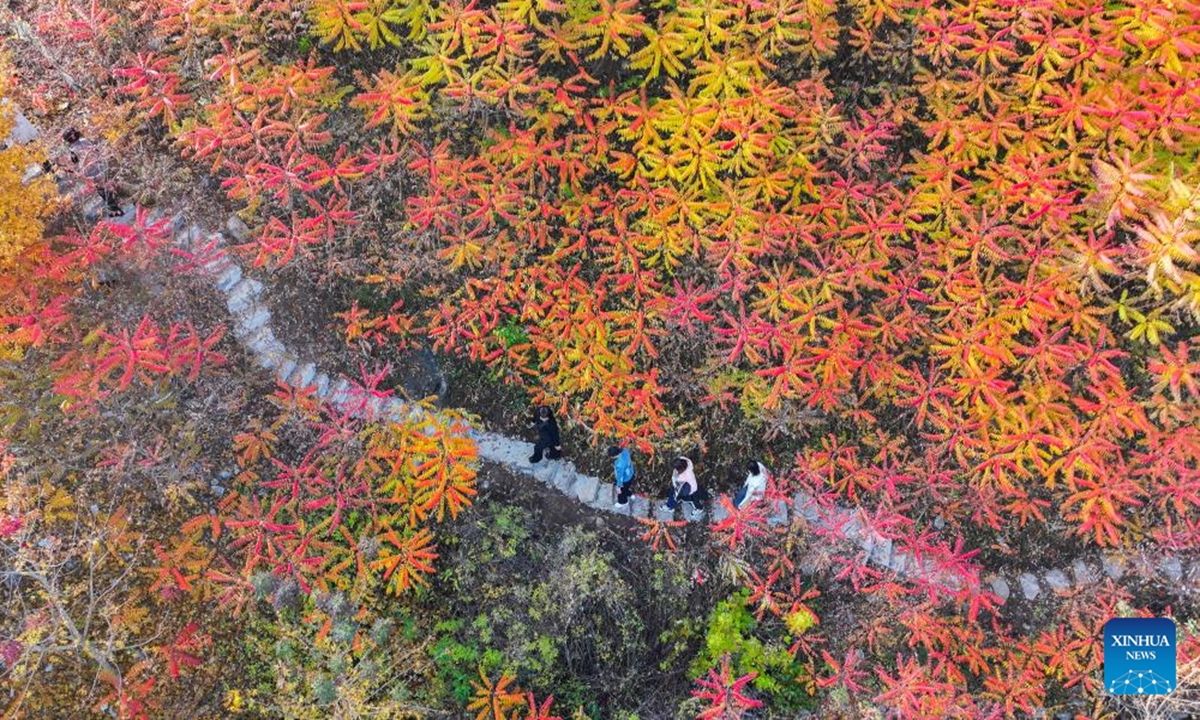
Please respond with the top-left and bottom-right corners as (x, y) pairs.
(609, 445), (635, 508)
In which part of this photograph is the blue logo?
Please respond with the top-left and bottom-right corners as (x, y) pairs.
(1104, 617), (1176, 695)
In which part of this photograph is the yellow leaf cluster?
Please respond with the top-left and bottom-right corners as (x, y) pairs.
(310, 0), (433, 51)
(0, 84), (56, 273)
(0, 56), (58, 362)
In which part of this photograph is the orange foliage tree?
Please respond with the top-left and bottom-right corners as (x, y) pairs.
(155, 381), (477, 609)
(96, 0), (1200, 554)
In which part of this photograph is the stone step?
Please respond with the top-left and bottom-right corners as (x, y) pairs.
(1043, 569), (1070, 592)
(364, 396), (386, 419)
(1101, 553), (1127, 580)
(939, 572), (965, 592)
(1018, 572), (1040, 600)
(591, 482), (615, 509)
(213, 263), (242, 292)
(81, 195), (104, 221)
(386, 400), (412, 423)
(184, 223), (207, 249)
(474, 432), (533, 469)
(275, 354), (298, 382)
(867, 534), (893, 568)
(235, 306), (271, 336)
(6, 106), (38, 143)
(1071, 559), (1098, 586)
(22, 163), (45, 182)
(653, 504), (675, 522)
(202, 249), (234, 273)
(245, 326), (282, 357)
(1160, 556), (1184, 583)
(767, 499), (789, 526)
(573, 474), (599, 504)
(492, 452), (533, 473)
(327, 378), (353, 406)
(988, 575), (1011, 603)
(472, 434), (501, 459)
(289, 361), (317, 389)
(226, 214), (252, 242)
(888, 550), (912, 575)
(226, 278), (264, 314)
(155, 210), (186, 236)
(630, 496), (650, 519)
(792, 491), (821, 523)
(532, 458), (559, 485)
(840, 515), (864, 542)
(552, 465), (576, 495)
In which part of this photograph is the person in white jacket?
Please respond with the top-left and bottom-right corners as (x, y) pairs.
(735, 461), (769, 509)
(663, 456), (708, 519)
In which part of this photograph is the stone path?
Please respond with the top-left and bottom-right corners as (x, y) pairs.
(15, 118), (1198, 608)
(163, 211), (1200, 605)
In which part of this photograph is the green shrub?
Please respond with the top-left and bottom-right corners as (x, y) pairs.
(495, 321), (530, 348)
(691, 590), (816, 712)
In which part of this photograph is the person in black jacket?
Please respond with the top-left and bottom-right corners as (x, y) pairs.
(528, 406), (563, 463)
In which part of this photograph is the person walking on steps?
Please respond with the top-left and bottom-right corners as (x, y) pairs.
(528, 406), (563, 464)
(735, 460), (770, 509)
(662, 456), (708, 520)
(609, 445), (635, 508)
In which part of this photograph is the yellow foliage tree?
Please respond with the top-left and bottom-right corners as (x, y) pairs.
(0, 58), (55, 272)
(0, 55), (58, 361)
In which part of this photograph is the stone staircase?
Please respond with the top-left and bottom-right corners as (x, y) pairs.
(14, 113), (1196, 608)
(166, 214), (1198, 605)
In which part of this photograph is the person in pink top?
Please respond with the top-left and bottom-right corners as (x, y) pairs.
(662, 456), (708, 519)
